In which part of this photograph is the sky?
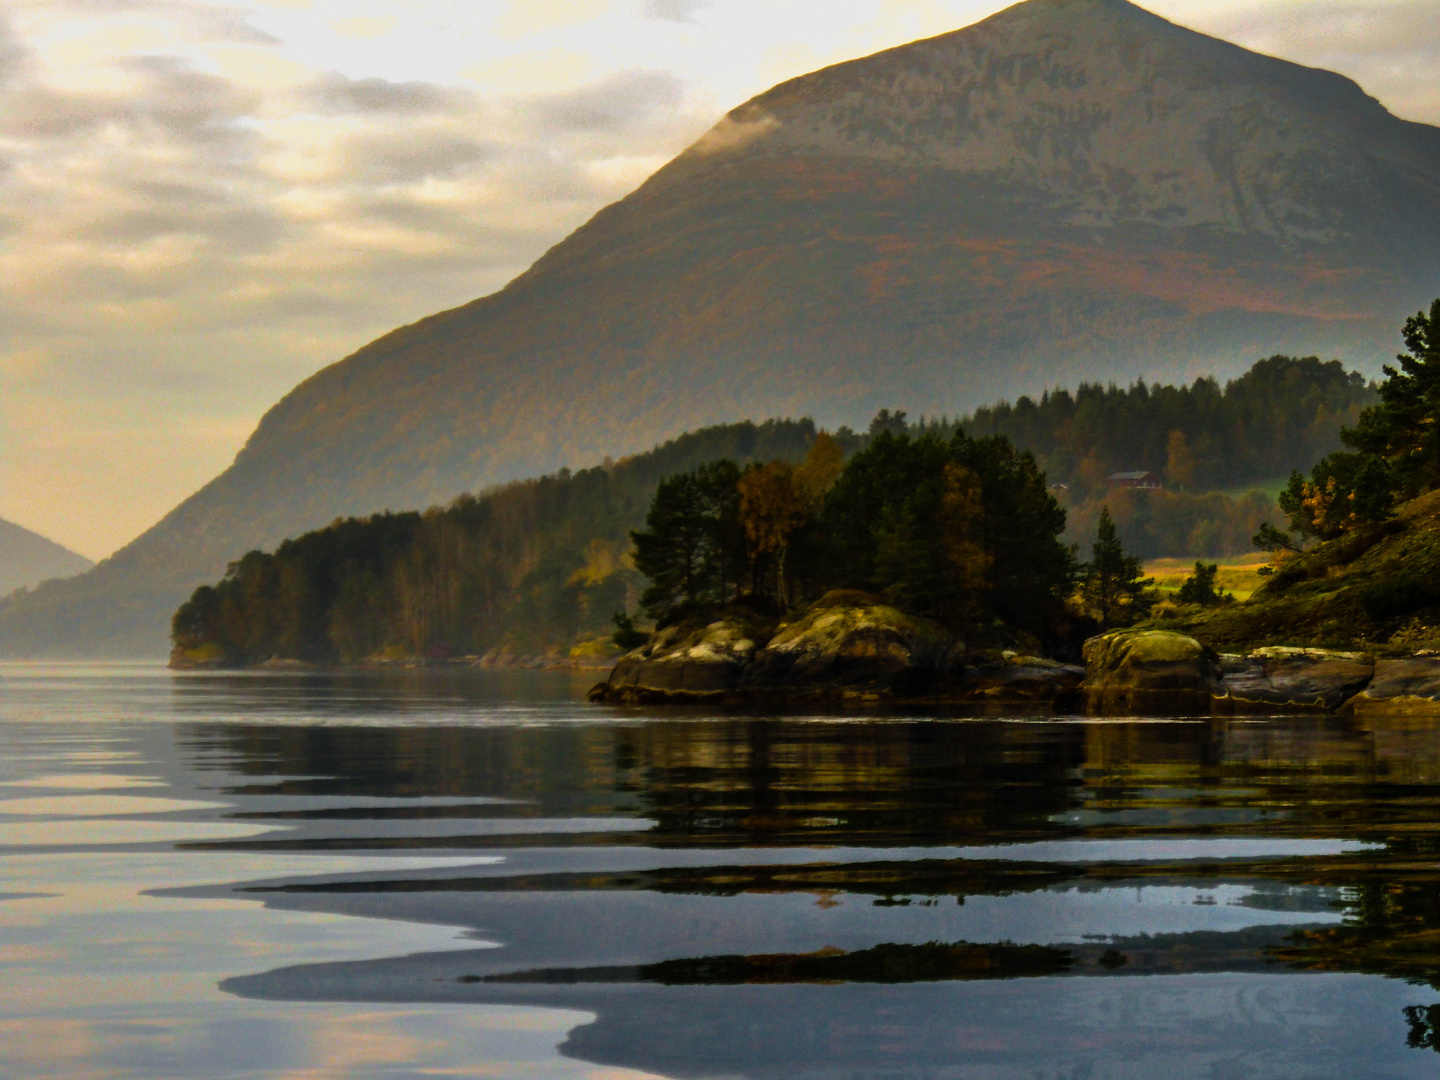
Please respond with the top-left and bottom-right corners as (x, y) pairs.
(2, 0), (1438, 561)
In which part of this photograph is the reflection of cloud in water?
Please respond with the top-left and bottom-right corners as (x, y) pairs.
(0, 794), (231, 816)
(0, 819), (277, 846)
(0, 773), (164, 790)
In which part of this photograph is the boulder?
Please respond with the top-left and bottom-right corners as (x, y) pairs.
(1082, 630), (1219, 715)
(961, 652), (1086, 706)
(592, 614), (765, 703)
(743, 591), (959, 694)
(1341, 656), (1440, 717)
(1214, 647), (1374, 713)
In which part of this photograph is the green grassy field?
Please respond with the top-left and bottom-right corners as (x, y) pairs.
(1219, 476), (1291, 502)
(1144, 554), (1272, 602)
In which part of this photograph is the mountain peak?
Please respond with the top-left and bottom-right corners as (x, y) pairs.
(673, 0), (1399, 242)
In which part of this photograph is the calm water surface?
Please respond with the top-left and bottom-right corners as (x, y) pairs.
(6, 662), (1440, 1078)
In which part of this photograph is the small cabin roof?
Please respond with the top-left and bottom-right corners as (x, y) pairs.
(1108, 470), (1159, 481)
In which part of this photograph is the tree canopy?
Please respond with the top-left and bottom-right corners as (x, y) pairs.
(1257, 300), (1440, 555)
(632, 429), (1075, 643)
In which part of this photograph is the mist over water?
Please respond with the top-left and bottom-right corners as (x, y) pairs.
(4, 663), (1440, 1078)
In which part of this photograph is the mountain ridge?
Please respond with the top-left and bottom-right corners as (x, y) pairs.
(4, 0), (1439, 656)
(0, 518), (94, 597)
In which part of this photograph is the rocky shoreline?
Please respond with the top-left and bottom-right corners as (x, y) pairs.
(586, 593), (1440, 717)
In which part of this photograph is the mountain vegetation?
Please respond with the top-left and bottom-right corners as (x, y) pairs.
(14, 0), (1440, 658)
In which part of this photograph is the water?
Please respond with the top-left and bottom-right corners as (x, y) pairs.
(5, 663), (1440, 1078)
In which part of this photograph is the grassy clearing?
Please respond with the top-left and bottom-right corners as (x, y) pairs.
(1144, 553), (1272, 602)
(1219, 475), (1291, 502)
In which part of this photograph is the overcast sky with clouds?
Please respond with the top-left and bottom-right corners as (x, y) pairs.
(2, 0), (1437, 560)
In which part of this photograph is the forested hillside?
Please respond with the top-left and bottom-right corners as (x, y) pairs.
(171, 421), (822, 666)
(169, 357), (1370, 666)
(962, 356), (1372, 495)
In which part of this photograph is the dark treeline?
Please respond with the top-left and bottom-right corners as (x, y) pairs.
(956, 356), (1373, 495)
(173, 355), (1374, 665)
(173, 420), (821, 665)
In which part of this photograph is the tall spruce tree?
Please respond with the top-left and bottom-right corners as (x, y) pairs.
(630, 460), (751, 623)
(1080, 508), (1153, 629)
(631, 471), (711, 622)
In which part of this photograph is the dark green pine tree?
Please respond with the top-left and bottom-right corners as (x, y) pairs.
(1081, 508), (1153, 630)
(1177, 561), (1229, 606)
(631, 472), (710, 623)
(1344, 298), (1440, 496)
(629, 460), (751, 625)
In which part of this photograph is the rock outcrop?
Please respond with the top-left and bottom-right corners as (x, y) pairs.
(590, 592), (1083, 707)
(595, 616), (1440, 717)
(1341, 656), (1440, 717)
(1214, 648), (1374, 713)
(1081, 630), (1220, 715)
(601, 615), (768, 703)
(962, 653), (1085, 706)
(743, 592), (958, 696)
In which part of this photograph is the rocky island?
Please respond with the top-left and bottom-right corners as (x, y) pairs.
(589, 599), (1440, 719)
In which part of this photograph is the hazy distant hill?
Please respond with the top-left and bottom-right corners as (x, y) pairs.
(0, 519), (92, 596)
(4, 0), (1440, 656)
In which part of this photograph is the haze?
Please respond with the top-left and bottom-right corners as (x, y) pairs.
(2, 0), (1437, 560)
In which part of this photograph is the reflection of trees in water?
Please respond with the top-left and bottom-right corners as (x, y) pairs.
(1405, 1004), (1440, 1052)
(184, 712), (1440, 849)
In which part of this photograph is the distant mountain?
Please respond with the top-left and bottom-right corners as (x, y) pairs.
(4, 0), (1440, 656)
(0, 519), (92, 596)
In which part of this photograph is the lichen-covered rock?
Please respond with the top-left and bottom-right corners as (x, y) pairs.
(592, 614), (767, 703)
(1214, 647), (1374, 713)
(1341, 656), (1440, 717)
(1082, 630), (1219, 715)
(962, 652), (1085, 706)
(743, 591), (959, 693)
(168, 643), (229, 669)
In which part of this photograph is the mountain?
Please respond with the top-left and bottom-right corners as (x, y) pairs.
(0, 519), (93, 596)
(5, 0), (1440, 657)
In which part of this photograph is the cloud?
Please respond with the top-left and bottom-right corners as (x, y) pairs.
(532, 69), (685, 133)
(1166, 0), (1440, 124)
(341, 130), (496, 183)
(2, 55), (260, 140)
(0, 16), (28, 88)
(644, 0), (707, 22)
(33, 0), (282, 46)
(306, 72), (471, 114)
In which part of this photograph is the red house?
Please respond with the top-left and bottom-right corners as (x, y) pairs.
(1108, 471), (1162, 490)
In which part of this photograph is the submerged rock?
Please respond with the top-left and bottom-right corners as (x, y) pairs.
(1214, 647), (1374, 713)
(1082, 630), (1219, 715)
(1341, 656), (1440, 717)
